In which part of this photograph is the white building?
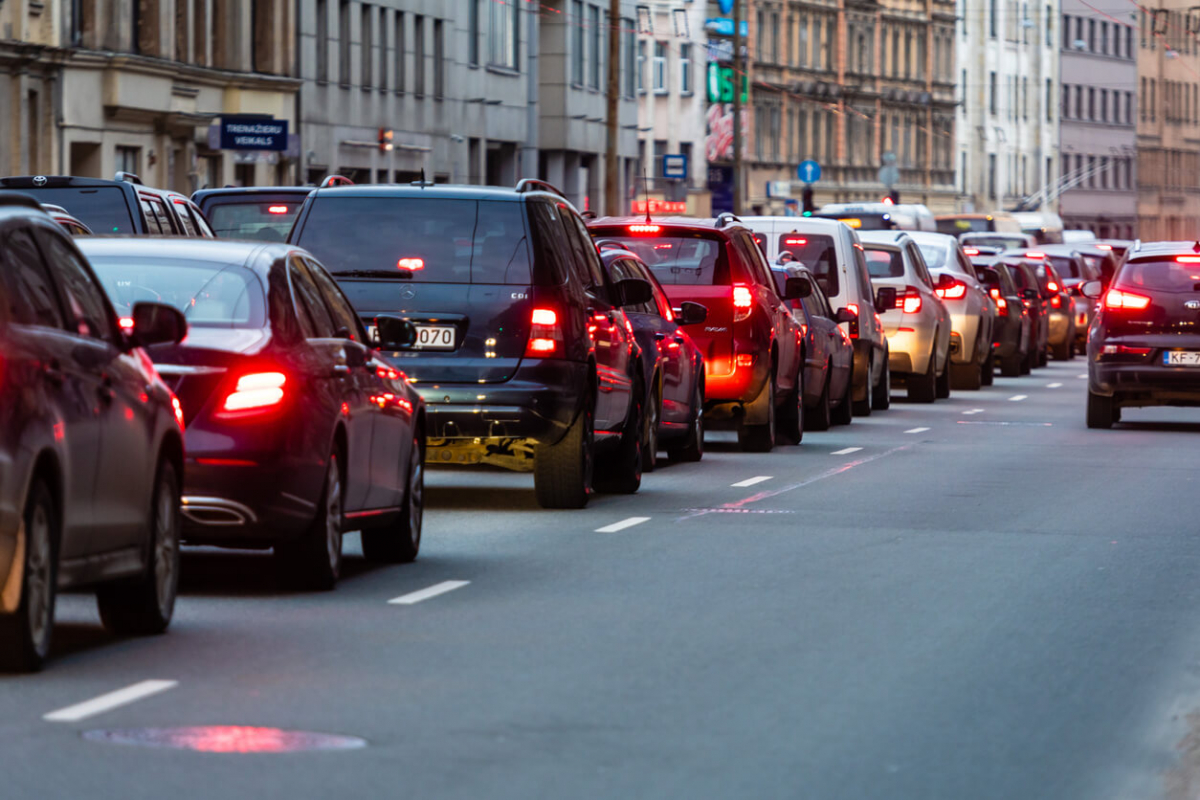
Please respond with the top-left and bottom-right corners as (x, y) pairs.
(956, 0), (1061, 214)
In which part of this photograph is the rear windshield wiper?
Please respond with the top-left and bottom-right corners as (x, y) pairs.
(335, 269), (413, 280)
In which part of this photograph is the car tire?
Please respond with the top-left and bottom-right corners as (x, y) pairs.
(1038, 346), (1049, 368)
(275, 453), (343, 590)
(1020, 347), (1033, 375)
(935, 354), (951, 399)
(361, 434), (424, 564)
(596, 381), (644, 494)
(951, 360), (982, 391)
(981, 349), (995, 386)
(1001, 350), (1021, 377)
(853, 356), (874, 417)
(1052, 339), (1071, 361)
(776, 368), (804, 445)
(1087, 390), (1116, 429)
(831, 370), (854, 426)
(0, 480), (58, 673)
(907, 352), (937, 403)
(640, 383), (660, 473)
(97, 458), (181, 635)
(738, 372), (776, 453)
(667, 382), (705, 463)
(534, 398), (594, 508)
(871, 354), (891, 411)
(808, 370), (832, 432)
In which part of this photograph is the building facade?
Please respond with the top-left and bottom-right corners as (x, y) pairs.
(1, 0), (299, 190)
(297, 0), (639, 212)
(956, 0), (1061, 215)
(1135, 1), (1200, 241)
(1058, 0), (1137, 238)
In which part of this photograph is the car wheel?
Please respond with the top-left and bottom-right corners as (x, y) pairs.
(97, 458), (181, 635)
(935, 354), (951, 399)
(776, 368), (804, 445)
(853, 355), (874, 417)
(534, 396), (594, 508)
(738, 372), (776, 453)
(641, 383), (660, 473)
(871, 354), (891, 411)
(1086, 390), (1116, 429)
(951, 360), (982, 391)
(362, 433), (424, 563)
(276, 453), (343, 590)
(907, 352), (937, 403)
(667, 382), (705, 463)
(1052, 339), (1071, 361)
(596, 380), (644, 494)
(831, 369), (854, 426)
(1038, 346), (1049, 368)
(981, 349), (995, 386)
(1020, 347), (1033, 375)
(808, 370), (832, 432)
(0, 481), (57, 673)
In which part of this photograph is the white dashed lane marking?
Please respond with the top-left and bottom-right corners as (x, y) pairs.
(1047, 382), (1063, 388)
(44, 680), (178, 723)
(731, 476), (772, 488)
(962, 409), (985, 415)
(831, 447), (863, 456)
(388, 581), (471, 605)
(905, 427), (930, 434)
(1009, 395), (1028, 402)
(594, 517), (651, 533)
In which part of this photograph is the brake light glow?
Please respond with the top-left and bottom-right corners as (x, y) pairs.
(119, 316), (135, 331)
(784, 237), (807, 246)
(171, 396), (184, 428)
(732, 284), (753, 322)
(1102, 289), (1151, 310)
(1047, 281), (1060, 292)
(1177, 256), (1200, 263)
(267, 205), (289, 215)
(1026, 252), (1046, 259)
(896, 287), (922, 314)
(397, 258), (425, 271)
(1096, 244), (1113, 250)
(995, 296), (1009, 315)
(844, 303), (860, 338)
(935, 280), (968, 300)
(989, 288), (1001, 300)
(1101, 345), (1152, 357)
(1050, 295), (1062, 308)
(839, 218), (863, 229)
(963, 247), (980, 256)
(735, 354), (755, 367)
(222, 372), (287, 413)
(628, 224), (661, 234)
(526, 306), (563, 357)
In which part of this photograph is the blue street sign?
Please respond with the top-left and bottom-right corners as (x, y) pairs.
(220, 117), (289, 151)
(798, 160), (821, 184)
(663, 154), (689, 180)
(718, 0), (734, 12)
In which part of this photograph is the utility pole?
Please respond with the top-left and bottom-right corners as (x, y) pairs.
(732, 0), (744, 214)
(604, 0), (622, 216)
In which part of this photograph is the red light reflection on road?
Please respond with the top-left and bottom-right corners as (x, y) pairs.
(82, 726), (367, 753)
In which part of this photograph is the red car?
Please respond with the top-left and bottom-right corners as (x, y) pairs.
(588, 214), (808, 452)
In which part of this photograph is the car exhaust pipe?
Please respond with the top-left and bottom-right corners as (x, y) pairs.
(181, 497), (258, 527)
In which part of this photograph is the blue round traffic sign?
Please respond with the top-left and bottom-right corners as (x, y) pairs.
(798, 160), (821, 184)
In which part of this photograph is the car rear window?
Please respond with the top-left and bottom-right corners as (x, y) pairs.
(593, 234), (730, 286)
(1117, 259), (1200, 293)
(916, 243), (947, 270)
(863, 248), (905, 278)
(295, 197), (532, 284)
(961, 234), (1027, 249)
(22, 187), (135, 233)
(88, 257), (266, 328)
(815, 213), (894, 231)
(777, 233), (838, 296)
(1047, 256), (1082, 279)
(207, 200), (303, 242)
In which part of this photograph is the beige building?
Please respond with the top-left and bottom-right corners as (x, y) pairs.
(1136, 2), (1200, 240)
(1, 0), (299, 191)
(740, 0), (957, 214)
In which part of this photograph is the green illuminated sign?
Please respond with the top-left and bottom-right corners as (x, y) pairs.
(706, 63), (748, 104)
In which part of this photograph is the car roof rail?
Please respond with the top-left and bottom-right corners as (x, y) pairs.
(0, 191), (45, 211)
(319, 174), (355, 188)
(515, 178), (566, 199)
(714, 212), (743, 228)
(115, 171), (143, 185)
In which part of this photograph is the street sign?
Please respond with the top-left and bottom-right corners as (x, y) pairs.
(797, 160), (821, 184)
(706, 63), (749, 103)
(878, 163), (900, 189)
(663, 154), (689, 180)
(219, 117), (289, 151)
(766, 180), (791, 198)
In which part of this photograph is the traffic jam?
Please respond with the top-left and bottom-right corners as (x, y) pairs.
(0, 173), (1195, 673)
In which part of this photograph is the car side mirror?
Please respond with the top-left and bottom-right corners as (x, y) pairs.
(675, 301), (708, 326)
(374, 315), (417, 350)
(1079, 280), (1104, 299)
(1022, 288), (1039, 300)
(615, 278), (654, 308)
(874, 286), (897, 314)
(977, 266), (1000, 286)
(343, 344), (367, 368)
(834, 307), (858, 324)
(784, 276), (813, 300)
(128, 302), (187, 348)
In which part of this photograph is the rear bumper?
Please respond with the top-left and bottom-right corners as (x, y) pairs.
(1090, 361), (1200, 404)
(1048, 310), (1071, 345)
(885, 327), (935, 375)
(947, 309), (982, 364)
(180, 459), (320, 545)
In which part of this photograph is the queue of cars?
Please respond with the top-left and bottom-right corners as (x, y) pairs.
(0, 171), (1168, 672)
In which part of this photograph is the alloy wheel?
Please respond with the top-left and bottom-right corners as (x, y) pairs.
(25, 503), (52, 657)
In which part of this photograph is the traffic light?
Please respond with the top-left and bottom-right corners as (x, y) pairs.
(378, 128), (394, 152)
(801, 185), (815, 215)
(888, 190), (900, 204)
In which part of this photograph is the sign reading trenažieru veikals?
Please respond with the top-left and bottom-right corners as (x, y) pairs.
(219, 118), (289, 151)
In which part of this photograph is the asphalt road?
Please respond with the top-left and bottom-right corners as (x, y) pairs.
(5, 359), (1200, 800)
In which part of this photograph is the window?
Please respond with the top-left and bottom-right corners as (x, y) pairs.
(624, 20), (635, 97)
(413, 14), (425, 96)
(316, 0), (328, 80)
(0, 230), (64, 329)
(989, 0), (997, 37)
(468, 0), (480, 66)
(589, 5), (601, 89)
(338, 0), (350, 86)
(1022, 76), (1028, 120)
(636, 40), (645, 93)
(769, 105), (780, 160)
(1047, 78), (1053, 122)
(798, 13), (807, 65)
(38, 231), (114, 340)
(116, 146), (139, 175)
(433, 19), (444, 98)
(394, 12), (405, 92)
(1088, 19), (1095, 51)
(1100, 21), (1108, 54)
(653, 41), (667, 93)
(1088, 87), (1095, 120)
(289, 258), (335, 338)
(989, 71), (997, 115)
(988, 153), (997, 198)
(571, 1), (584, 85)
(1046, 4), (1053, 45)
(489, 0), (519, 69)
(680, 43), (692, 94)
(1100, 89), (1107, 122)
(770, 12), (779, 63)
(361, 4), (373, 88)
(1062, 12), (1070, 49)
(757, 10), (765, 60)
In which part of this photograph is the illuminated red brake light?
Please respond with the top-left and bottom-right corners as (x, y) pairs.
(935, 280), (967, 300)
(732, 284), (754, 322)
(1096, 244), (1113, 250)
(1102, 289), (1151, 310)
(1177, 256), (1200, 263)
(397, 258), (425, 271)
(267, 205), (289, 215)
(844, 303), (860, 338)
(1050, 295), (1062, 308)
(119, 316), (135, 331)
(989, 288), (1001, 300)
(1026, 252), (1046, 259)
(897, 286), (922, 314)
(526, 306), (563, 357)
(222, 372), (287, 413)
(1047, 281), (1060, 292)
(784, 237), (807, 246)
(995, 296), (1009, 315)
(628, 224), (660, 234)
(963, 247), (980, 256)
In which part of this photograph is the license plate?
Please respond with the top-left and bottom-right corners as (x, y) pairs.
(412, 325), (456, 350)
(1164, 351), (1200, 366)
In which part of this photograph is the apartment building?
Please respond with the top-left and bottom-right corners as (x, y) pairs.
(1135, 1), (1200, 240)
(1059, 0), (1137, 238)
(957, 0), (1061, 214)
(742, 0), (957, 214)
(297, 0), (639, 211)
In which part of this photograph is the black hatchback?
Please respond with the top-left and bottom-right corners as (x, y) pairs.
(289, 180), (655, 509)
(1085, 241), (1200, 427)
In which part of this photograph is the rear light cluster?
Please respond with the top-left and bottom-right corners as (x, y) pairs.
(935, 279), (967, 300)
(732, 284), (754, 322)
(628, 224), (660, 234)
(845, 303), (860, 339)
(1050, 296), (1062, 309)
(525, 307), (563, 357)
(895, 286), (922, 314)
(222, 372), (286, 413)
(1176, 256), (1200, 263)
(1101, 344), (1152, 359)
(963, 247), (980, 256)
(396, 258), (425, 272)
(1102, 289), (1151, 311)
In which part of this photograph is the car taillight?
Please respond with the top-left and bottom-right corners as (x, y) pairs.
(119, 316), (134, 331)
(628, 224), (660, 234)
(222, 372), (287, 413)
(397, 258), (424, 271)
(989, 288), (1001, 300)
(784, 237), (806, 245)
(1047, 281), (1060, 292)
(1026, 251), (1046, 259)
(171, 396), (184, 428)
(1100, 344), (1152, 360)
(732, 284), (753, 322)
(1102, 289), (1151, 311)
(1176, 256), (1200, 263)
(845, 303), (860, 339)
(896, 286), (922, 314)
(935, 280), (967, 300)
(963, 247), (980, 256)
(267, 205), (289, 215)
(995, 296), (1009, 316)
(1096, 244), (1113, 251)
(525, 307), (563, 357)
(1050, 295), (1062, 308)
